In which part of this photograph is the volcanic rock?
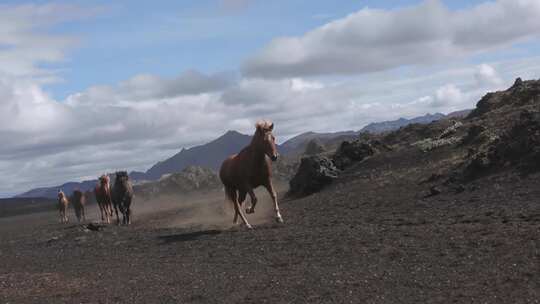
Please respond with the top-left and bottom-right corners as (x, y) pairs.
(288, 156), (339, 196)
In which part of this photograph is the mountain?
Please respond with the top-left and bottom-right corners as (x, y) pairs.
(14, 131), (251, 199)
(359, 113), (446, 134)
(144, 130), (251, 180)
(14, 111), (471, 199)
(446, 109), (472, 119)
(0, 197), (57, 218)
(17, 180), (97, 199)
(279, 131), (358, 156)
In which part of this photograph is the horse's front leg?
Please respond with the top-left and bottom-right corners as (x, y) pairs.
(105, 203), (112, 224)
(114, 204), (120, 225)
(264, 182), (283, 223)
(98, 204), (105, 222)
(125, 206), (131, 225)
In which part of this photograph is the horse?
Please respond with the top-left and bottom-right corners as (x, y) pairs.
(94, 175), (113, 224)
(219, 120), (283, 229)
(57, 190), (69, 223)
(71, 190), (86, 223)
(112, 171), (134, 225)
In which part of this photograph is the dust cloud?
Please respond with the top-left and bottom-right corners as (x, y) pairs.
(130, 185), (285, 230)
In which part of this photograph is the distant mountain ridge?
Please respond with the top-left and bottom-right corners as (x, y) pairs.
(16, 111), (469, 198)
(360, 113), (446, 134)
(360, 111), (471, 134)
(16, 180), (98, 199)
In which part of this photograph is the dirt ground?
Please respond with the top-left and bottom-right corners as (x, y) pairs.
(1, 144), (539, 304)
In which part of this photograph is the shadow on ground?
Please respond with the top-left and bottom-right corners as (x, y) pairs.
(158, 229), (222, 244)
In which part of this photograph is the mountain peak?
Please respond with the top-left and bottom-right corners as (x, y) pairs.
(222, 130), (244, 137)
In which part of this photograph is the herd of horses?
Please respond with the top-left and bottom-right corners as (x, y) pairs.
(56, 120), (283, 229)
(57, 171), (134, 225)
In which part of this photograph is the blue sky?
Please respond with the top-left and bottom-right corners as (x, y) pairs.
(1, 0), (540, 196)
(17, 0), (500, 99)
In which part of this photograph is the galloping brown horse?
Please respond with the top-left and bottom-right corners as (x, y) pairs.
(94, 175), (113, 223)
(72, 190), (86, 223)
(57, 190), (69, 223)
(219, 120), (283, 229)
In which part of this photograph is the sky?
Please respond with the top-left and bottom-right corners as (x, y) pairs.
(1, 0), (540, 197)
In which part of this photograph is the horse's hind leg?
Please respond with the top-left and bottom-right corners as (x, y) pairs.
(228, 188), (251, 228)
(245, 189), (258, 214)
(233, 198), (252, 229)
(228, 189), (239, 224)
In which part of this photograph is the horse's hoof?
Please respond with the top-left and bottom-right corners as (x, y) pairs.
(245, 208), (254, 214)
(276, 216), (284, 223)
(246, 224), (253, 229)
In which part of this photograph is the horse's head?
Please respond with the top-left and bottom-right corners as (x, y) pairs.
(254, 120), (278, 161)
(99, 174), (109, 186)
(73, 190), (83, 199)
(115, 171), (130, 186)
(58, 190), (65, 199)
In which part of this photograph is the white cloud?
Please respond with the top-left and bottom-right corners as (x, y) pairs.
(475, 64), (503, 87)
(0, 74), (68, 132)
(434, 84), (464, 107)
(66, 70), (234, 106)
(243, 0), (540, 78)
(0, 3), (101, 81)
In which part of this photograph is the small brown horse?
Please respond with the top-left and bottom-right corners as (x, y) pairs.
(94, 175), (113, 223)
(219, 120), (282, 229)
(57, 190), (69, 223)
(72, 190), (86, 223)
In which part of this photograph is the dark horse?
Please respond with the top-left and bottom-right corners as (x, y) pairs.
(112, 171), (134, 225)
(71, 190), (86, 223)
(94, 175), (113, 223)
(219, 120), (282, 229)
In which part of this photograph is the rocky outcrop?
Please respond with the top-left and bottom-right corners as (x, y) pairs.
(288, 136), (386, 196)
(303, 139), (326, 155)
(134, 166), (220, 199)
(288, 156), (339, 197)
(464, 109), (540, 179)
(332, 140), (376, 170)
(468, 78), (540, 119)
